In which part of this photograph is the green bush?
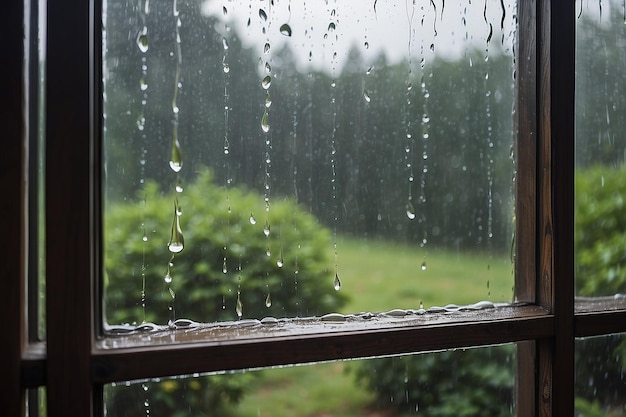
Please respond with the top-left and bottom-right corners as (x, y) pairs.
(353, 345), (515, 417)
(575, 165), (626, 416)
(104, 169), (347, 325)
(104, 170), (347, 416)
(576, 165), (626, 296)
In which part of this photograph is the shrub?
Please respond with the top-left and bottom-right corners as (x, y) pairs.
(104, 169), (347, 325)
(576, 165), (626, 296)
(103, 169), (347, 416)
(353, 345), (515, 417)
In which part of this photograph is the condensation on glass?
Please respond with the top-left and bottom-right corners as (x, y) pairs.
(104, 344), (516, 417)
(575, 0), (626, 298)
(102, 0), (517, 328)
(575, 333), (626, 416)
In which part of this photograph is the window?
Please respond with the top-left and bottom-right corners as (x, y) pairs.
(5, 0), (626, 416)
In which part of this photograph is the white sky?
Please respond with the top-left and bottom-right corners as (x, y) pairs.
(201, 0), (517, 73)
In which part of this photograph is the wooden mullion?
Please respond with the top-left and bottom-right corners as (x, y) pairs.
(3, 0), (27, 415)
(536, 0), (576, 417)
(46, 0), (97, 415)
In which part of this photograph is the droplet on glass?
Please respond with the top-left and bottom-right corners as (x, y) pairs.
(222, 37), (229, 50)
(265, 92), (272, 108)
(236, 292), (243, 318)
(364, 41), (369, 49)
(363, 91), (371, 103)
(262, 75), (272, 90)
(264, 42), (271, 54)
(261, 110), (270, 133)
(259, 8), (268, 21)
(328, 22), (336, 31)
(222, 258), (228, 274)
(334, 273), (341, 291)
(421, 261), (427, 271)
(406, 201), (416, 220)
(169, 138), (183, 173)
(222, 62), (230, 73)
(136, 26), (149, 53)
(265, 293), (272, 308)
(164, 273), (172, 284)
(249, 213), (257, 225)
(167, 202), (184, 253)
(280, 23), (292, 36)
(263, 220), (270, 236)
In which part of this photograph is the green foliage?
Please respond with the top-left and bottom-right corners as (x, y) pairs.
(353, 345), (515, 417)
(105, 169), (347, 325)
(575, 165), (626, 296)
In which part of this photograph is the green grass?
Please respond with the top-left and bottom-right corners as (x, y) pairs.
(225, 237), (514, 417)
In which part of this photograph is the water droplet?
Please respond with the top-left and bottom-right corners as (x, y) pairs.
(280, 23), (292, 36)
(406, 201), (416, 220)
(249, 214), (257, 225)
(222, 258), (228, 274)
(265, 61), (272, 72)
(263, 220), (271, 236)
(334, 273), (341, 291)
(222, 62), (230, 73)
(261, 110), (270, 133)
(168, 287), (175, 299)
(265, 92), (272, 108)
(167, 203), (184, 253)
(222, 37), (229, 50)
(236, 292), (243, 318)
(262, 75), (272, 90)
(140, 78), (148, 91)
(164, 273), (172, 284)
(421, 261), (427, 271)
(169, 138), (183, 173)
(136, 27), (149, 53)
(142, 234), (148, 242)
(265, 293), (272, 307)
(264, 42), (271, 54)
(328, 22), (336, 31)
(175, 179), (183, 193)
(363, 91), (371, 103)
(222, 6), (227, 15)
(366, 66), (373, 75)
(364, 41), (369, 49)
(259, 8), (268, 21)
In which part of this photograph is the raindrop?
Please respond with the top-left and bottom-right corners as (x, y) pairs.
(363, 91), (371, 103)
(262, 75), (272, 89)
(236, 292), (243, 318)
(265, 293), (272, 307)
(265, 62), (272, 72)
(263, 220), (271, 236)
(169, 138), (183, 172)
(259, 9), (267, 21)
(249, 213), (257, 225)
(136, 26), (149, 53)
(421, 261), (427, 271)
(265, 92), (272, 108)
(364, 41), (369, 49)
(164, 273), (172, 284)
(406, 201), (416, 220)
(222, 6), (227, 15)
(222, 62), (230, 73)
(334, 273), (341, 291)
(328, 22), (336, 31)
(175, 179), (183, 193)
(264, 42), (271, 54)
(140, 78), (148, 91)
(280, 23), (292, 36)
(277, 256), (284, 268)
(222, 258), (228, 274)
(222, 37), (229, 50)
(261, 110), (270, 133)
(167, 203), (184, 253)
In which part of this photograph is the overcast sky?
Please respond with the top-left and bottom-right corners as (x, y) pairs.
(201, 0), (517, 73)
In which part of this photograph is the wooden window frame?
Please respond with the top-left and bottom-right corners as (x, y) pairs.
(5, 0), (626, 416)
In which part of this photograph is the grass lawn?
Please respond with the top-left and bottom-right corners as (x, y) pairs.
(225, 237), (513, 417)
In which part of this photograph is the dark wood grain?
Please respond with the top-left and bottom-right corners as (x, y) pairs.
(46, 0), (97, 415)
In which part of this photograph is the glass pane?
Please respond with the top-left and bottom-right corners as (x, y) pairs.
(104, 344), (515, 417)
(575, 0), (626, 297)
(103, 0), (517, 327)
(575, 333), (626, 416)
(26, 387), (46, 417)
